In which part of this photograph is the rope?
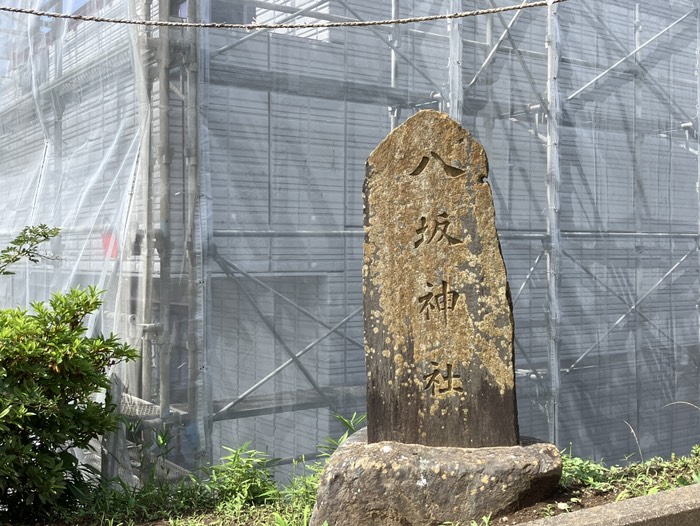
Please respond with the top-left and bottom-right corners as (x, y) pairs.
(0, 0), (568, 30)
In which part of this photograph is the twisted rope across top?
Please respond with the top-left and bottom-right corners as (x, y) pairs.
(0, 0), (567, 30)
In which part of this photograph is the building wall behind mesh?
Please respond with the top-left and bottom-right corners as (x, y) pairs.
(1, 0), (700, 471)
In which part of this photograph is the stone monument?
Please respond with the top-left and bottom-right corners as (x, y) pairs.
(363, 109), (517, 448)
(311, 111), (560, 526)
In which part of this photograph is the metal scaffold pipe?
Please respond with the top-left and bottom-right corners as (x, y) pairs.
(390, 0), (399, 129)
(545, 0), (561, 446)
(632, 1), (644, 454)
(157, 1), (172, 420)
(695, 0), (700, 427)
(447, 0), (463, 120)
(184, 0), (211, 467)
(129, 0), (155, 403)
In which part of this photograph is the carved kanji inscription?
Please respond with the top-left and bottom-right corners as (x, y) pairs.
(363, 110), (518, 448)
(417, 280), (460, 324)
(409, 151), (467, 178)
(423, 362), (463, 395)
(414, 213), (463, 248)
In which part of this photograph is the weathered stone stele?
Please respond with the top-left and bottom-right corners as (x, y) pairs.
(363, 109), (518, 447)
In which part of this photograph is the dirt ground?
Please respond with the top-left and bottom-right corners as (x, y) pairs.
(490, 485), (619, 524)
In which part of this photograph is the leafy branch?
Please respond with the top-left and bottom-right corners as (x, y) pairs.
(0, 224), (60, 275)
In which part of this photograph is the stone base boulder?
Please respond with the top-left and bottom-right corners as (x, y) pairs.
(310, 429), (561, 526)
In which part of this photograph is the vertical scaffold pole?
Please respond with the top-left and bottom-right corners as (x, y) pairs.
(545, 0), (562, 446)
(184, 0), (211, 467)
(448, 0), (463, 121)
(157, 0), (172, 419)
(129, 0), (154, 402)
(484, 13), (494, 147)
(695, 0), (700, 408)
(390, 0), (399, 129)
(632, 2), (643, 448)
(53, 0), (64, 240)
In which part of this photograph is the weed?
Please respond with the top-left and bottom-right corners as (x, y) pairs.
(272, 509), (310, 526)
(560, 448), (613, 492)
(67, 442), (279, 525)
(540, 503), (557, 518)
(559, 442), (700, 508)
(608, 451), (700, 500)
(209, 443), (279, 504)
(215, 493), (247, 520)
(318, 412), (367, 456)
(539, 499), (580, 517)
(278, 458), (322, 525)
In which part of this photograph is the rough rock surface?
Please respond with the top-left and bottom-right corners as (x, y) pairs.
(310, 429), (561, 526)
(363, 109), (518, 447)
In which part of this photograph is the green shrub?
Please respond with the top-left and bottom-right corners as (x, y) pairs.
(0, 286), (137, 522)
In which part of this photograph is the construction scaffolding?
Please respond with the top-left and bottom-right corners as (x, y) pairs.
(1, 0), (700, 475)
